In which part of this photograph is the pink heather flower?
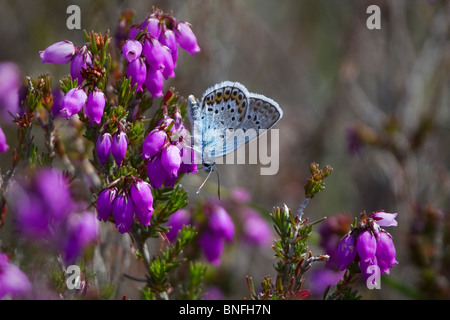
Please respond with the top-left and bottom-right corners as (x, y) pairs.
(96, 133), (112, 165)
(126, 57), (147, 92)
(144, 66), (164, 98)
(39, 40), (76, 64)
(51, 88), (64, 117)
(337, 233), (357, 270)
(111, 131), (128, 165)
(112, 193), (134, 234)
(147, 155), (166, 189)
(357, 230), (377, 263)
(96, 187), (117, 222)
(160, 45), (175, 79)
(85, 89), (106, 125)
(241, 209), (272, 247)
(208, 204), (235, 242)
(141, 129), (167, 159)
(143, 38), (165, 71)
(375, 230), (398, 275)
(161, 144), (181, 178)
(370, 210), (398, 227)
(0, 253), (31, 299)
(0, 127), (9, 153)
(0, 61), (21, 120)
(63, 211), (99, 264)
(70, 46), (92, 84)
(159, 29), (178, 66)
(60, 87), (87, 119)
(130, 179), (154, 226)
(166, 209), (190, 243)
(198, 229), (224, 266)
(142, 17), (161, 38)
(175, 22), (201, 55)
(122, 40), (143, 62)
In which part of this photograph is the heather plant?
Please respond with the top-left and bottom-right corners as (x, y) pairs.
(0, 6), (402, 301)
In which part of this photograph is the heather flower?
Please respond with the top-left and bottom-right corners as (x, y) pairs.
(179, 146), (198, 174)
(70, 46), (92, 84)
(126, 57), (147, 91)
(375, 230), (398, 274)
(39, 40), (76, 64)
(369, 210), (398, 227)
(166, 209), (190, 243)
(85, 89), (106, 125)
(241, 209), (272, 246)
(159, 28), (178, 65)
(142, 17), (161, 38)
(147, 155), (166, 189)
(357, 230), (377, 263)
(63, 211), (99, 264)
(96, 133), (112, 165)
(96, 187), (117, 222)
(59, 87), (87, 119)
(175, 22), (201, 55)
(337, 233), (357, 271)
(144, 66), (164, 98)
(310, 268), (344, 297)
(208, 204), (235, 242)
(0, 127), (9, 153)
(142, 37), (165, 71)
(160, 45), (175, 79)
(112, 193), (134, 234)
(51, 88), (64, 117)
(0, 253), (31, 299)
(161, 144), (181, 178)
(122, 40), (143, 62)
(198, 229), (224, 266)
(130, 179), (154, 226)
(0, 61), (21, 120)
(141, 129), (167, 159)
(111, 131), (128, 165)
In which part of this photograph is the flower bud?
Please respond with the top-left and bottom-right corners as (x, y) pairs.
(60, 87), (87, 119)
(357, 230), (377, 263)
(126, 57), (147, 92)
(111, 131), (128, 165)
(337, 233), (357, 270)
(39, 40), (76, 64)
(130, 180), (154, 226)
(161, 144), (181, 178)
(0, 127), (9, 153)
(96, 133), (112, 165)
(85, 89), (106, 125)
(70, 46), (92, 84)
(112, 193), (134, 234)
(146, 155), (166, 189)
(96, 187), (117, 222)
(141, 129), (167, 159)
(175, 22), (201, 55)
(122, 40), (143, 62)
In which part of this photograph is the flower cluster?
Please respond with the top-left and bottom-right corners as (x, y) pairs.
(144, 107), (197, 189)
(10, 168), (98, 264)
(122, 9), (200, 97)
(96, 178), (154, 234)
(337, 210), (398, 285)
(0, 253), (31, 299)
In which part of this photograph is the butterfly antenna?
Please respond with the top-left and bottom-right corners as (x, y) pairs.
(215, 166), (221, 200)
(196, 166), (215, 195)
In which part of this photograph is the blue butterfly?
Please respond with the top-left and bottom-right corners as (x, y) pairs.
(187, 81), (283, 194)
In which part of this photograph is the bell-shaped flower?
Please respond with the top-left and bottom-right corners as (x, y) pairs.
(96, 187), (117, 222)
(70, 46), (92, 84)
(147, 155), (166, 189)
(161, 144), (181, 178)
(122, 40), (143, 62)
(39, 40), (76, 64)
(96, 133), (112, 165)
(0, 253), (31, 299)
(111, 131), (128, 165)
(85, 89), (106, 125)
(175, 22), (201, 55)
(370, 210), (398, 227)
(337, 233), (357, 270)
(160, 45), (175, 79)
(208, 204), (234, 242)
(130, 179), (154, 226)
(112, 193), (134, 234)
(143, 37), (165, 71)
(375, 230), (398, 275)
(144, 65), (164, 98)
(166, 209), (190, 243)
(198, 229), (224, 266)
(159, 28), (178, 66)
(141, 129), (167, 159)
(357, 230), (377, 263)
(60, 87), (87, 119)
(126, 57), (147, 92)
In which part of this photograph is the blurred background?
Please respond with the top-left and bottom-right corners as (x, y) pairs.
(1, 0), (449, 299)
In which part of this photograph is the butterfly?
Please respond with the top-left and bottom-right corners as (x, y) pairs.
(187, 81), (283, 195)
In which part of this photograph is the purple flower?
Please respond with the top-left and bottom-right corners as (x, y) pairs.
(126, 57), (147, 92)
(96, 133), (112, 165)
(144, 65), (164, 98)
(96, 187), (117, 222)
(0, 61), (21, 120)
(241, 209), (272, 246)
(0, 127), (9, 153)
(63, 211), (99, 264)
(337, 233), (357, 271)
(0, 253), (31, 299)
(166, 209), (190, 243)
(143, 17), (161, 38)
(85, 89), (106, 125)
(370, 210), (398, 227)
(141, 129), (167, 159)
(60, 87), (87, 119)
(51, 88), (64, 117)
(122, 40), (143, 62)
(198, 229), (224, 266)
(160, 45), (175, 79)
(179, 146), (198, 174)
(375, 230), (398, 275)
(208, 204), (235, 242)
(111, 131), (128, 165)
(39, 40), (76, 64)
(130, 179), (154, 226)
(70, 46), (92, 84)
(147, 155), (166, 189)
(143, 38), (165, 71)
(112, 193), (134, 234)
(161, 144), (181, 178)
(310, 268), (344, 297)
(159, 29), (178, 66)
(175, 22), (201, 55)
(357, 230), (377, 263)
